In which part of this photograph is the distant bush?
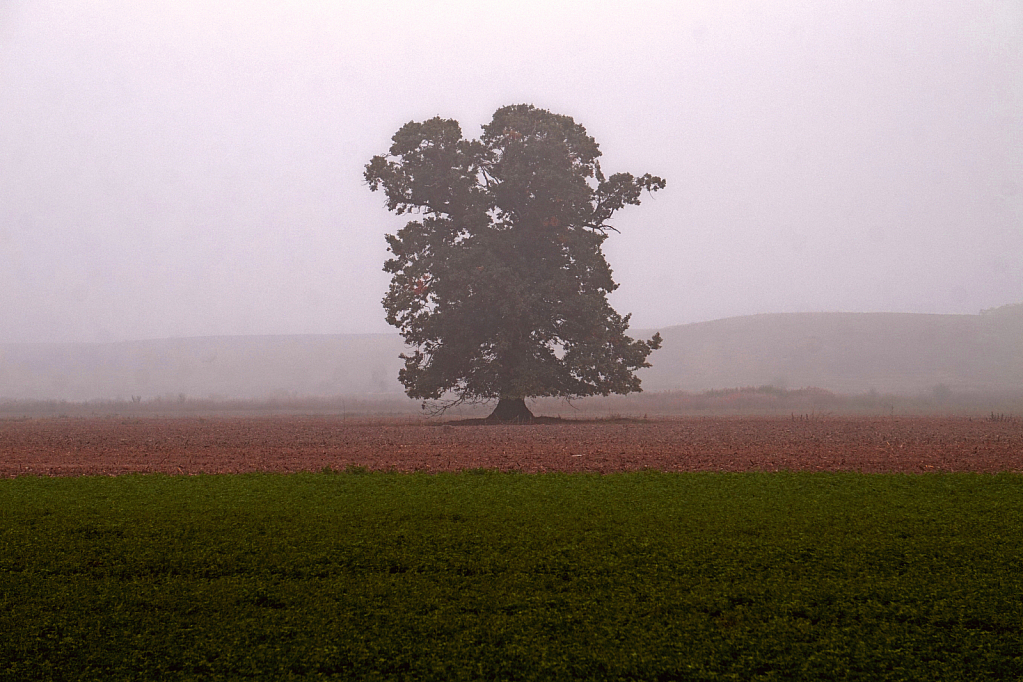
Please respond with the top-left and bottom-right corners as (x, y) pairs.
(981, 302), (1023, 317)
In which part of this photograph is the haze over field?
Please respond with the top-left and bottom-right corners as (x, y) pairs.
(2, 308), (1021, 402)
(2, 1), (1021, 346)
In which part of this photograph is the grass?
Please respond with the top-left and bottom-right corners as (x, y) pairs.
(1, 472), (1021, 680)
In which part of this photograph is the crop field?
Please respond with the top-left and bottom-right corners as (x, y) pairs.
(1, 416), (1022, 680)
(1, 415), (1021, 477)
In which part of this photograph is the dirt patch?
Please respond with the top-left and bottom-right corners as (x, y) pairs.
(0, 416), (1020, 477)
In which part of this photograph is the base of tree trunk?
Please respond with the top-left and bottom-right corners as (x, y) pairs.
(487, 398), (535, 423)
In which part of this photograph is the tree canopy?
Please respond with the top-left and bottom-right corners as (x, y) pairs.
(365, 104), (664, 421)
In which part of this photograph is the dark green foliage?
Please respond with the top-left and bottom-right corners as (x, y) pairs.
(2, 473), (1022, 680)
(366, 105), (664, 412)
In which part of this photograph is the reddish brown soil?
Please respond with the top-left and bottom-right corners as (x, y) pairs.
(1, 416), (1021, 477)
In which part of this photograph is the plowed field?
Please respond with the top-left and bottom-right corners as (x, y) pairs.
(1, 416), (1021, 477)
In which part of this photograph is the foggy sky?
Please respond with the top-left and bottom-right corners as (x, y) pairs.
(1, 0), (1020, 344)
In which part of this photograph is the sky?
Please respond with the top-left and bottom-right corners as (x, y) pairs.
(1, 0), (1021, 344)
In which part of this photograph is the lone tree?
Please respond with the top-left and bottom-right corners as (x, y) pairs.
(366, 104), (664, 422)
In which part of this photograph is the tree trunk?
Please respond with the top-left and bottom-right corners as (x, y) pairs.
(487, 397), (535, 423)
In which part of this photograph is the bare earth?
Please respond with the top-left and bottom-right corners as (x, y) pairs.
(1, 416), (1021, 478)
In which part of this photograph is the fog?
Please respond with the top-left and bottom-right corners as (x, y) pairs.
(1, 0), (1020, 344)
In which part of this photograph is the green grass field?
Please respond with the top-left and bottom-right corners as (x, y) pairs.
(2, 471), (1021, 680)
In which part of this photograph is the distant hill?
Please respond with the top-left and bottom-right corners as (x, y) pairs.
(1, 306), (1020, 401)
(638, 305), (1023, 394)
